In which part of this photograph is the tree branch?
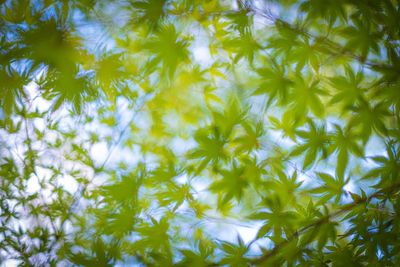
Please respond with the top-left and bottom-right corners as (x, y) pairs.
(250, 181), (400, 265)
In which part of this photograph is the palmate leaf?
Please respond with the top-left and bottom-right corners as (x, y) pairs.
(177, 247), (213, 267)
(95, 52), (127, 93)
(372, 80), (400, 112)
(302, 219), (338, 252)
(188, 98), (246, 172)
(362, 140), (400, 186)
(373, 46), (400, 83)
(222, 29), (262, 65)
(300, 0), (347, 25)
(233, 120), (264, 153)
(348, 99), (391, 143)
(331, 124), (363, 178)
(341, 17), (382, 59)
(217, 235), (249, 266)
(213, 95), (247, 137)
(289, 37), (321, 72)
(101, 173), (142, 204)
(67, 238), (121, 267)
(99, 208), (138, 236)
(329, 65), (366, 109)
(308, 172), (350, 205)
(288, 75), (327, 119)
(253, 57), (293, 106)
(157, 183), (193, 211)
(129, 0), (168, 31)
(268, 113), (299, 141)
(267, 21), (300, 58)
(41, 67), (96, 113)
(209, 161), (250, 207)
(133, 217), (172, 258)
(141, 23), (190, 78)
(226, 0), (252, 34)
(147, 163), (181, 185)
(326, 244), (364, 266)
(290, 119), (332, 169)
(252, 195), (299, 238)
(19, 16), (82, 70)
(0, 65), (29, 115)
(188, 126), (228, 172)
(270, 170), (302, 205)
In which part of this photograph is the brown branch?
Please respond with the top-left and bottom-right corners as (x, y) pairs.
(250, 181), (400, 265)
(367, 207), (395, 216)
(246, 3), (395, 73)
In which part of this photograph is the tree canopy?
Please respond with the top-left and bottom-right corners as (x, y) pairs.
(1, 0), (400, 266)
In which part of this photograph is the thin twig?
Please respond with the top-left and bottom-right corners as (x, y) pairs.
(250, 181), (400, 265)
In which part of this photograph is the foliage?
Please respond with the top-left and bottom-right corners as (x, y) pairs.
(1, 0), (400, 266)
